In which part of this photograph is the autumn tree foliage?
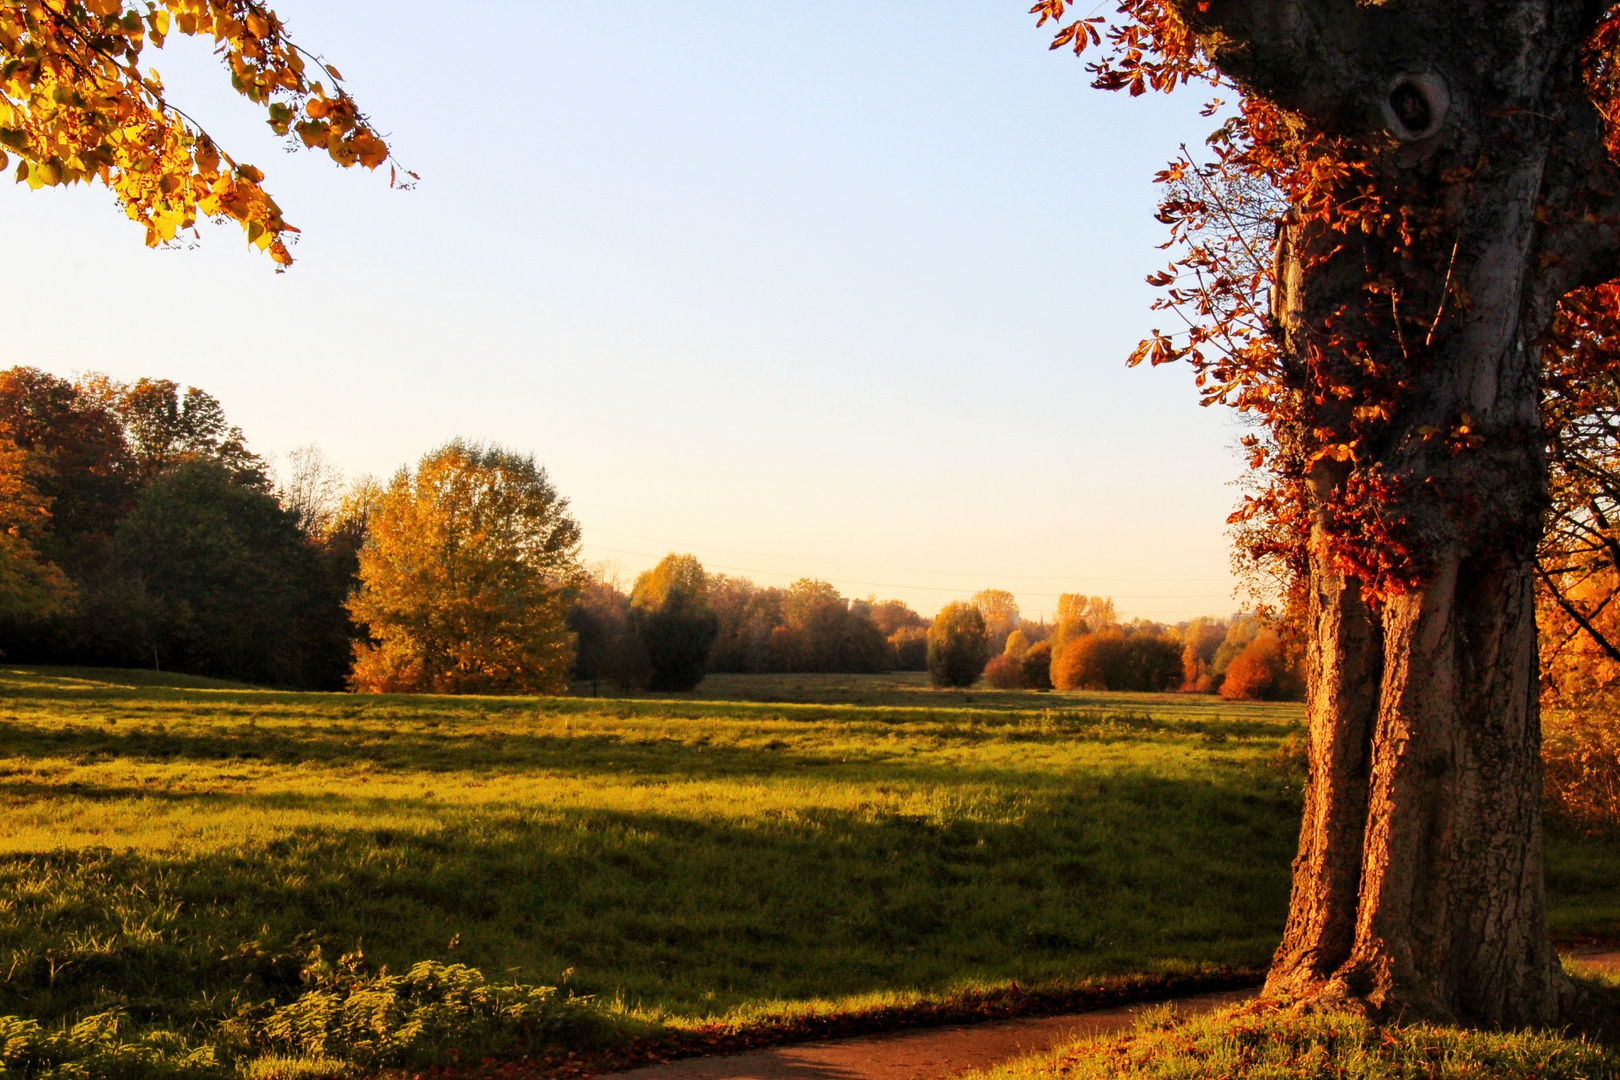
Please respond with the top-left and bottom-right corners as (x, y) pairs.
(972, 588), (1020, 654)
(1031, 0), (1620, 1023)
(0, 428), (72, 620)
(983, 652), (1024, 690)
(1021, 639), (1054, 691)
(0, 0), (400, 266)
(927, 601), (990, 688)
(0, 367), (355, 684)
(630, 554), (718, 693)
(348, 442), (581, 695)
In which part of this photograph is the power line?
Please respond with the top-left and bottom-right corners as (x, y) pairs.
(583, 528), (1228, 583)
(580, 543), (1236, 602)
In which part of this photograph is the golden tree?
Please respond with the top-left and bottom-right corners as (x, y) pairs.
(348, 442), (582, 695)
(0, 0), (399, 266)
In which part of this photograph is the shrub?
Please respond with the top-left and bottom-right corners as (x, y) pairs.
(1220, 629), (1299, 701)
(1021, 640), (1053, 690)
(983, 653), (1024, 690)
(0, 1011), (213, 1079)
(927, 602), (989, 687)
(253, 959), (600, 1071)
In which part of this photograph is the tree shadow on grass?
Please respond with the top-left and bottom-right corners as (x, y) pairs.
(0, 770), (1299, 1032)
(0, 712), (1295, 785)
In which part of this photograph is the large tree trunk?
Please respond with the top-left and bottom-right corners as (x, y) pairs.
(1154, 0), (1620, 1026)
(1260, 157), (1570, 1027)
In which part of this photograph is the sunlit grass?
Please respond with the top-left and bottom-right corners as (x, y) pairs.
(971, 971), (1620, 1080)
(0, 665), (1614, 1076)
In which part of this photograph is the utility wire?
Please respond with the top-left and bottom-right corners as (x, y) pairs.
(580, 542), (1236, 602)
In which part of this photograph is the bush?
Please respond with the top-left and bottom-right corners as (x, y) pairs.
(927, 602), (989, 687)
(983, 653), (1024, 689)
(1220, 629), (1301, 701)
(0, 1011), (214, 1079)
(1021, 640), (1053, 690)
(253, 959), (600, 1071)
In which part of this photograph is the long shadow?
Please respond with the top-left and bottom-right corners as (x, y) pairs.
(0, 770), (1300, 1028)
(0, 711), (1297, 787)
(1, 669), (1303, 732)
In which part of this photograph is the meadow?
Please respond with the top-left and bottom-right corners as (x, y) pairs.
(0, 666), (1614, 1078)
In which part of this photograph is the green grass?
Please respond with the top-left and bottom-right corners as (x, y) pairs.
(0, 665), (1614, 1078)
(972, 972), (1620, 1080)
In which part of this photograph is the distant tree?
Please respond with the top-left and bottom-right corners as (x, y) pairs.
(1179, 617), (1230, 693)
(1220, 628), (1304, 702)
(631, 554), (718, 692)
(1118, 631), (1184, 692)
(706, 574), (784, 673)
(889, 626), (929, 671)
(983, 652), (1024, 690)
(568, 574), (644, 694)
(0, 429), (73, 623)
(80, 377), (264, 484)
(927, 602), (989, 688)
(106, 459), (340, 685)
(1021, 640), (1054, 691)
(1051, 630), (1119, 691)
(1003, 628), (1031, 658)
(1053, 626), (1183, 692)
(868, 598), (925, 637)
(1054, 594), (1117, 647)
(972, 589), (1020, 654)
(279, 445), (346, 539)
(1211, 616), (1262, 689)
(349, 441), (581, 695)
(766, 579), (890, 674)
(0, 368), (136, 571)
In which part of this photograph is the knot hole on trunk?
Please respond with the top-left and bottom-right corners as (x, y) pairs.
(1382, 73), (1449, 141)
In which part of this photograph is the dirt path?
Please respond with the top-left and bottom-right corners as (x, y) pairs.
(596, 990), (1252, 1080)
(599, 952), (1620, 1080)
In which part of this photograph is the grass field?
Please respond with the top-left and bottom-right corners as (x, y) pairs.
(0, 665), (1615, 1077)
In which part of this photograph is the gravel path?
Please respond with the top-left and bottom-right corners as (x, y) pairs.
(598, 951), (1620, 1080)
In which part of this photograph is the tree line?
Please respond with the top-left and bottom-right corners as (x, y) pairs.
(0, 364), (1298, 698)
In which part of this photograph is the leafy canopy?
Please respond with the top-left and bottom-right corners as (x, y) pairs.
(0, 0), (401, 266)
(348, 441), (582, 695)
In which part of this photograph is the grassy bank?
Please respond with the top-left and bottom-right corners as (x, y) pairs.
(973, 971), (1620, 1080)
(0, 666), (1614, 1076)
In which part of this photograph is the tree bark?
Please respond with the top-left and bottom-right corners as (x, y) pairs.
(1157, 0), (1620, 1026)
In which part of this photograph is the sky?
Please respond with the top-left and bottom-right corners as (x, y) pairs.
(0, 2), (1249, 623)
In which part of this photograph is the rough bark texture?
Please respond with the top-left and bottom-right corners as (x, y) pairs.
(1161, 0), (1620, 1026)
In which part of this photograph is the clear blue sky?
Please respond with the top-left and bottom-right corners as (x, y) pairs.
(0, 2), (1245, 622)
